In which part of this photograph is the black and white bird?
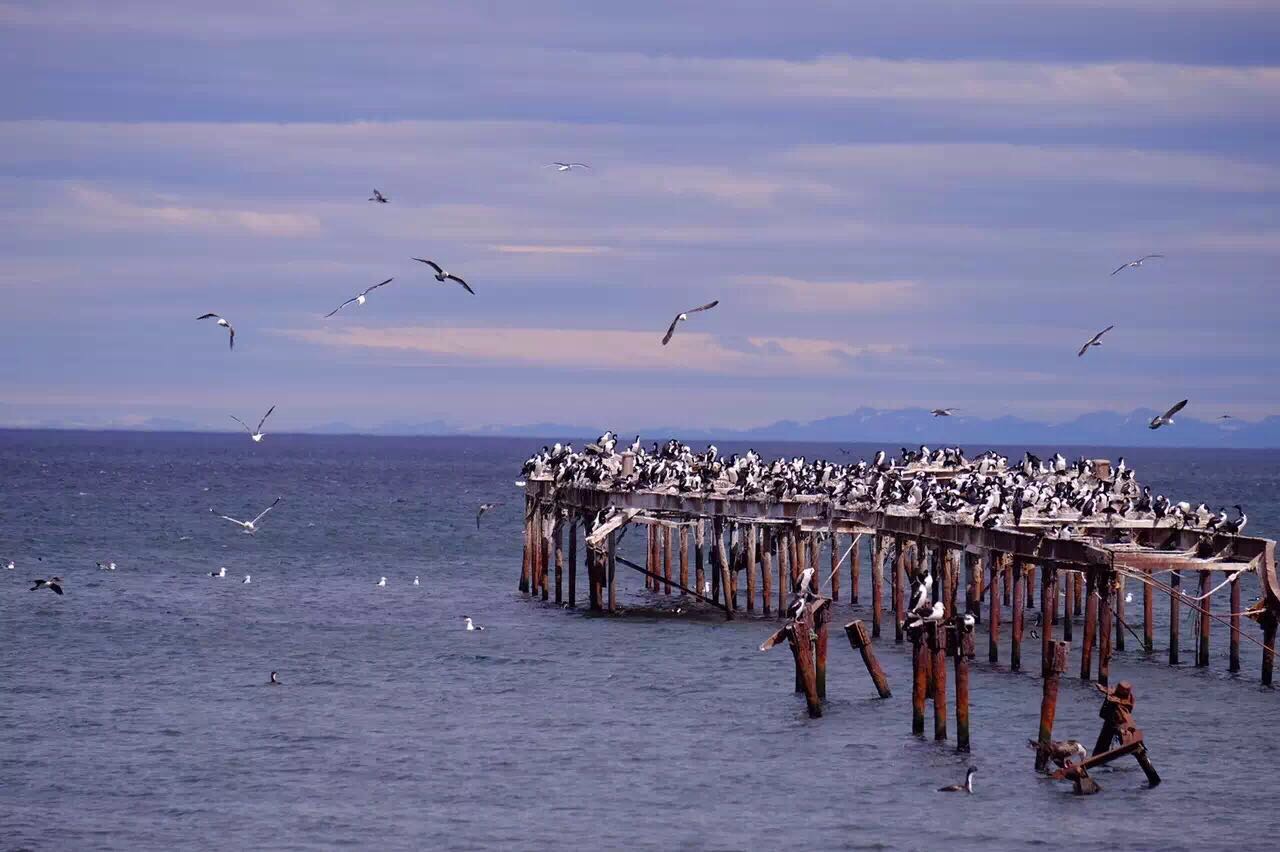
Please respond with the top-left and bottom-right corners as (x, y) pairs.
(5, 560), (14, 570)
(325, 278), (394, 318)
(464, 616), (485, 631)
(930, 408), (958, 417)
(1222, 505), (1248, 535)
(477, 503), (499, 529)
(211, 496), (281, 535)
(197, 313), (235, 350)
(377, 576), (387, 587)
(1077, 325), (1115, 358)
(96, 561), (116, 571)
(1111, 254), (1163, 276)
(369, 189), (388, 203)
(661, 300), (719, 345)
(269, 671), (281, 685)
(412, 259), (474, 294)
(230, 405), (276, 443)
(1149, 399), (1188, 430)
(546, 162), (590, 171)
(30, 577), (63, 595)
(243, 574), (251, 584)
(938, 766), (977, 793)
(209, 566), (226, 578)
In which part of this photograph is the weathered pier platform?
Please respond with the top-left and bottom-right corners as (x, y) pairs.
(518, 445), (1280, 690)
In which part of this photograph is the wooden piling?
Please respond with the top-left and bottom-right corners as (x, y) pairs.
(1229, 573), (1241, 673)
(662, 525), (673, 595)
(540, 515), (551, 601)
(645, 524), (655, 592)
(829, 531), (840, 602)
(988, 552), (1001, 664)
(930, 623), (948, 741)
(607, 530), (617, 613)
(1196, 570), (1210, 667)
(746, 524), (758, 613)
(567, 518), (577, 608)
(1262, 613), (1276, 687)
(761, 525), (773, 617)
(809, 533), (820, 593)
(1035, 641), (1070, 771)
(790, 529), (802, 586)
(695, 520), (706, 599)
(845, 620), (892, 698)
(852, 534), (863, 605)
(1040, 561), (1053, 677)
(816, 612), (830, 700)
(965, 553), (978, 620)
(893, 537), (906, 643)
(1081, 568), (1098, 681)
(912, 628), (929, 736)
(951, 624), (972, 753)
(871, 534), (884, 638)
(679, 525), (689, 594)
(1062, 568), (1074, 643)
(1024, 561), (1033, 609)
(1114, 574), (1126, 652)
(519, 499), (532, 594)
(1169, 570), (1181, 666)
(554, 519), (564, 605)
(1098, 574), (1113, 687)
(715, 517), (733, 613)
(1011, 561), (1024, 671)
(1143, 578), (1154, 653)
(1004, 556), (1013, 607)
(941, 548), (956, 618)
(777, 529), (787, 616)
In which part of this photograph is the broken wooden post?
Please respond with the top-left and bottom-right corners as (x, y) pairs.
(679, 524), (690, 594)
(911, 621), (930, 736)
(760, 597), (828, 718)
(694, 520), (706, 599)
(715, 516), (733, 613)
(1143, 578), (1154, 653)
(1196, 569), (1210, 667)
(746, 524), (758, 613)
(567, 517), (577, 608)
(1098, 572), (1113, 687)
(1169, 570), (1181, 665)
(1035, 640), (1070, 771)
(1229, 572), (1241, 673)
(950, 619), (976, 753)
(988, 552), (1001, 664)
(871, 534), (884, 638)
(1081, 568), (1098, 681)
(1011, 561), (1025, 672)
(844, 620), (892, 698)
(554, 518), (564, 605)
(929, 622), (948, 741)
(761, 525), (773, 617)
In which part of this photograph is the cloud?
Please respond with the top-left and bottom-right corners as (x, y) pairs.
(737, 276), (919, 312)
(490, 244), (611, 255)
(50, 183), (322, 237)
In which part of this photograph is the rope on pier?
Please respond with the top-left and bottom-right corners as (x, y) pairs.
(1116, 567), (1277, 658)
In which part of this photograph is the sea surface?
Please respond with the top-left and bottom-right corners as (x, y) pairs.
(2, 431), (1278, 851)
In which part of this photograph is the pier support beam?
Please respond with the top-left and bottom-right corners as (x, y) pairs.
(951, 620), (975, 752)
(679, 525), (689, 594)
(1169, 570), (1181, 666)
(695, 520), (706, 600)
(930, 622), (948, 741)
(1081, 568), (1098, 681)
(761, 526), (773, 617)
(1098, 571), (1113, 687)
(1035, 641), (1070, 771)
(1229, 573), (1241, 673)
(911, 625), (930, 736)
(988, 551), (1001, 664)
(746, 524), (758, 613)
(1010, 562), (1025, 672)
(568, 518), (577, 608)
(1143, 579), (1154, 653)
(1197, 570), (1210, 667)
(845, 620), (892, 698)
(893, 536), (906, 643)
(554, 519), (564, 605)
(871, 534), (885, 638)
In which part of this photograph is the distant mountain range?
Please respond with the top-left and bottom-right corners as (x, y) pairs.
(8, 407), (1279, 448)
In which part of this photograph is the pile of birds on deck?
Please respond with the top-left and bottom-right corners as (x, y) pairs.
(520, 434), (1247, 535)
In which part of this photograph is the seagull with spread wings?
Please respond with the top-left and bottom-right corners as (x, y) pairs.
(211, 497), (282, 535)
(930, 408), (958, 417)
(1077, 325), (1115, 358)
(325, 278), (394, 318)
(545, 162), (590, 172)
(661, 300), (719, 345)
(231, 405), (276, 443)
(412, 259), (474, 295)
(1111, 254), (1163, 276)
(197, 313), (235, 350)
(1149, 399), (1188, 430)
(477, 503), (499, 529)
(369, 189), (388, 203)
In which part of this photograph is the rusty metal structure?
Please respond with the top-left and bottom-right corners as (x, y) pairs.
(519, 451), (1280, 689)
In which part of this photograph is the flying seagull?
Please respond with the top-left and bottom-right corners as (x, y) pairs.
(30, 577), (64, 595)
(369, 189), (388, 203)
(661, 300), (719, 345)
(931, 408), (958, 417)
(1111, 254), (1164, 276)
(325, 278), (394, 318)
(211, 496), (282, 534)
(197, 313), (235, 350)
(230, 405), (276, 443)
(477, 503), (499, 529)
(1217, 414), (1233, 420)
(1149, 399), (1188, 430)
(1077, 325), (1115, 358)
(412, 259), (474, 295)
(545, 162), (590, 172)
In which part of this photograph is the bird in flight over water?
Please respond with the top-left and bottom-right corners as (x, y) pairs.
(369, 189), (388, 203)
(477, 503), (499, 529)
(412, 259), (474, 295)
(211, 496), (282, 534)
(230, 405), (276, 443)
(325, 278), (394, 318)
(1077, 325), (1115, 358)
(662, 301), (719, 345)
(1111, 254), (1163, 276)
(30, 577), (64, 595)
(1149, 399), (1188, 430)
(197, 313), (235, 350)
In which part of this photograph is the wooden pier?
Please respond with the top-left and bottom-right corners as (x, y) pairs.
(518, 448), (1280, 691)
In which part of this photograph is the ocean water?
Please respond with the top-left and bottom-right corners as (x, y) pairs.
(2, 431), (1278, 851)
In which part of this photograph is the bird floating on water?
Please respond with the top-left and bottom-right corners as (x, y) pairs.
(377, 577), (387, 587)
(96, 561), (116, 571)
(938, 766), (977, 793)
(325, 278), (394, 318)
(269, 671), (281, 685)
(369, 189), (388, 203)
(231, 405), (276, 442)
(30, 577), (64, 594)
(661, 300), (719, 345)
(212, 496), (281, 535)
(412, 259), (474, 295)
(464, 616), (485, 631)
(1111, 254), (1163, 276)
(477, 503), (499, 529)
(1077, 325), (1115, 358)
(1149, 399), (1188, 430)
(243, 574), (251, 584)
(546, 162), (590, 171)
(196, 313), (235, 350)
(413, 576), (420, 586)
(210, 566), (226, 578)
(5, 560), (13, 570)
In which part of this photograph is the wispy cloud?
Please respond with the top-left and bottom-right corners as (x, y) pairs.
(490, 244), (610, 255)
(737, 276), (919, 312)
(48, 183), (322, 237)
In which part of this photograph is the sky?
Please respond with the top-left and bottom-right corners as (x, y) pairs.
(1, 0), (1278, 433)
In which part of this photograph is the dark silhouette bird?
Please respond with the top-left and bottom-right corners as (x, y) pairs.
(938, 766), (977, 793)
(931, 408), (958, 417)
(662, 301), (719, 345)
(30, 577), (63, 595)
(369, 189), (388, 203)
(412, 259), (474, 294)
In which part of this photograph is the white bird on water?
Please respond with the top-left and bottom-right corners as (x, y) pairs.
(464, 616), (485, 631)
(230, 405), (276, 442)
(413, 576), (420, 586)
(376, 576), (387, 587)
(97, 561), (116, 571)
(5, 560), (14, 570)
(243, 574), (251, 584)
(211, 496), (281, 535)
(210, 567), (227, 578)
(196, 313), (235, 350)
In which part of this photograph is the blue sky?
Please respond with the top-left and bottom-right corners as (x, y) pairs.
(2, 1), (1278, 432)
